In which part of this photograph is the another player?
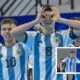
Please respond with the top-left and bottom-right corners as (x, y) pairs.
(61, 50), (80, 72)
(11, 6), (64, 80)
(0, 18), (31, 80)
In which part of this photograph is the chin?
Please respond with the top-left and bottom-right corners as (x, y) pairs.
(5, 38), (13, 42)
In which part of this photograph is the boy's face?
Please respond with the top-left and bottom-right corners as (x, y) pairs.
(69, 53), (75, 58)
(1, 23), (16, 42)
(41, 9), (55, 29)
(41, 10), (54, 21)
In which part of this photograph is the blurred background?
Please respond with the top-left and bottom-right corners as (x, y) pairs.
(57, 48), (80, 72)
(0, 0), (80, 41)
(0, 0), (80, 16)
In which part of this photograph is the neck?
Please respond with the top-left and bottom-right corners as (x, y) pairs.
(41, 25), (55, 35)
(5, 39), (16, 47)
(46, 27), (55, 35)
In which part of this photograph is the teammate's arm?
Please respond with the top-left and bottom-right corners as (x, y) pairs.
(11, 19), (39, 42)
(11, 8), (43, 42)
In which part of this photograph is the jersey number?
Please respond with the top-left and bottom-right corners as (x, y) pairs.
(46, 47), (52, 56)
(6, 57), (16, 68)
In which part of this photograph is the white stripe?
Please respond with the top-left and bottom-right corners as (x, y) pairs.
(2, 46), (9, 80)
(24, 54), (28, 80)
(51, 35), (57, 80)
(32, 37), (35, 80)
(51, 49), (56, 80)
(13, 44), (21, 80)
(39, 35), (46, 80)
(71, 59), (75, 72)
(63, 74), (67, 80)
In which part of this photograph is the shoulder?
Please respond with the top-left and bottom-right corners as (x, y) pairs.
(60, 29), (70, 35)
(26, 31), (38, 37)
(0, 43), (3, 48)
(17, 42), (26, 48)
(17, 42), (30, 51)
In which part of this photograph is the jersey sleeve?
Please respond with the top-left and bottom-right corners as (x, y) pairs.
(24, 31), (37, 51)
(60, 29), (75, 47)
(20, 42), (32, 57)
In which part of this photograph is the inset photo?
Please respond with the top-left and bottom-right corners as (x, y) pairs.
(57, 48), (80, 73)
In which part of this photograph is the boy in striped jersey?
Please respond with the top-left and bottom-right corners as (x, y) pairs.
(10, 6), (80, 80)
(61, 50), (80, 72)
(0, 18), (31, 80)
(11, 6), (63, 80)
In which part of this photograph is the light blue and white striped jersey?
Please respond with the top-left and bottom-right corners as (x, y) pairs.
(62, 57), (80, 72)
(60, 29), (76, 47)
(57, 74), (67, 80)
(0, 42), (31, 80)
(25, 31), (63, 80)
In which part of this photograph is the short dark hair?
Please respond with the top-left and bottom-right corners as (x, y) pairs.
(42, 5), (52, 11)
(0, 18), (17, 26)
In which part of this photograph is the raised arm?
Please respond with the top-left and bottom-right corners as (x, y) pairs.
(10, 8), (44, 42)
(11, 18), (40, 36)
(58, 18), (80, 29)
(11, 7), (45, 36)
(52, 7), (80, 29)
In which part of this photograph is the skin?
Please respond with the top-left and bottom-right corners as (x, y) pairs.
(1, 23), (16, 47)
(69, 53), (75, 59)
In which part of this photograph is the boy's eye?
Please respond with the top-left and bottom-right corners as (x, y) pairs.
(50, 14), (54, 18)
(41, 15), (46, 18)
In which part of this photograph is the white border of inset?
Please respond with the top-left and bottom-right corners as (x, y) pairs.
(56, 47), (80, 75)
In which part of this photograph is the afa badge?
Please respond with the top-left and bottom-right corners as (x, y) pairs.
(16, 49), (21, 56)
(53, 37), (61, 43)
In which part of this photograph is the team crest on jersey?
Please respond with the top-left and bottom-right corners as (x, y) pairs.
(53, 37), (61, 44)
(16, 49), (21, 56)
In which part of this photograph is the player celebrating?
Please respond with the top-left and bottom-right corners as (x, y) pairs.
(0, 18), (31, 80)
(61, 50), (80, 72)
(11, 6), (63, 80)
(10, 5), (80, 80)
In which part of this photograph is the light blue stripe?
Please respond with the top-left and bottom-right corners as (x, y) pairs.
(0, 46), (4, 80)
(70, 59), (72, 72)
(45, 35), (52, 80)
(57, 74), (63, 80)
(75, 74), (80, 80)
(19, 43), (25, 80)
(7, 47), (15, 80)
(66, 59), (68, 72)
(34, 33), (41, 80)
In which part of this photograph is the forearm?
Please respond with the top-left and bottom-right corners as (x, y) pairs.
(58, 18), (80, 29)
(11, 19), (39, 36)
